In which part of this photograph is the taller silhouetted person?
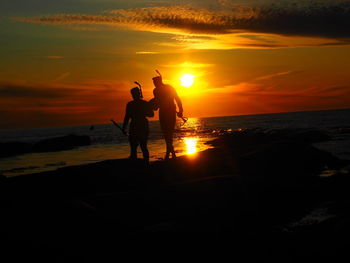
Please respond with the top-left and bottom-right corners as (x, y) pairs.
(122, 87), (154, 164)
(152, 71), (183, 159)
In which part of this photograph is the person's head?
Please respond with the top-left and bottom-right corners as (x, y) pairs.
(130, 87), (141, 100)
(152, 76), (163, 88)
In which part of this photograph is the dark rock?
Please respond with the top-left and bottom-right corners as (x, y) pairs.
(335, 127), (350, 134)
(285, 129), (331, 143)
(240, 141), (341, 177)
(207, 129), (273, 155)
(0, 134), (91, 157)
(0, 173), (6, 181)
(0, 142), (32, 158)
(32, 134), (91, 152)
(208, 128), (341, 178)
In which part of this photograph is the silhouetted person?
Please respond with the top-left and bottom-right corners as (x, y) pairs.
(151, 72), (183, 159)
(122, 87), (154, 163)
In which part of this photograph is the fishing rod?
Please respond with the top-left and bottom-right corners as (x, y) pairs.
(110, 119), (127, 136)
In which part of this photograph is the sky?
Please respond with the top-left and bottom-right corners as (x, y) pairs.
(0, 0), (349, 129)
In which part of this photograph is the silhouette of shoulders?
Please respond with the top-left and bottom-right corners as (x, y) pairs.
(153, 84), (175, 98)
(153, 85), (177, 110)
(126, 99), (153, 118)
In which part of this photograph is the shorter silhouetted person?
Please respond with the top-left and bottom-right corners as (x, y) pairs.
(122, 87), (154, 163)
(151, 71), (183, 159)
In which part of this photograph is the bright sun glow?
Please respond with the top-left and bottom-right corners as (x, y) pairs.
(184, 137), (198, 155)
(180, 74), (195, 87)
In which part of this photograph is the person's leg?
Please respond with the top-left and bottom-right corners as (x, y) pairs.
(159, 114), (170, 159)
(163, 131), (177, 159)
(129, 135), (138, 159)
(160, 110), (176, 160)
(168, 112), (177, 159)
(164, 132), (176, 159)
(139, 138), (149, 164)
(169, 136), (176, 158)
(164, 133), (171, 160)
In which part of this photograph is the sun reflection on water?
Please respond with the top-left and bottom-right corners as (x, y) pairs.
(184, 137), (199, 155)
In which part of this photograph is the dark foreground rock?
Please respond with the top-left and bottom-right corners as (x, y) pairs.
(0, 129), (349, 262)
(208, 128), (346, 177)
(0, 134), (91, 158)
(0, 142), (32, 157)
(32, 134), (91, 152)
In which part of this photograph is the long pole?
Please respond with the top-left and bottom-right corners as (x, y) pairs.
(110, 119), (127, 135)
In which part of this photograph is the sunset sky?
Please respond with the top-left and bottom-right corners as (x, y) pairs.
(1, 0), (349, 129)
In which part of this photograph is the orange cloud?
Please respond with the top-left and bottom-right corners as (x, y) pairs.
(196, 69), (350, 117)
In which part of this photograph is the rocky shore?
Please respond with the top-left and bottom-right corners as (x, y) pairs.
(0, 128), (349, 262)
(0, 134), (91, 158)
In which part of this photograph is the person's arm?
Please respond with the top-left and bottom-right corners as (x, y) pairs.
(122, 103), (130, 135)
(150, 88), (160, 111)
(145, 103), (155, 118)
(174, 89), (183, 118)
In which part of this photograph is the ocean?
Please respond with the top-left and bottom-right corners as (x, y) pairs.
(1, 108), (350, 176)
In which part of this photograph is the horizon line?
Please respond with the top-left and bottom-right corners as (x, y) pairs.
(0, 107), (349, 132)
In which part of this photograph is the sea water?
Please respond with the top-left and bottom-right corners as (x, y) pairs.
(1, 109), (349, 176)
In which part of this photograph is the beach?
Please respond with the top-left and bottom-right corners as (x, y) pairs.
(1, 127), (350, 261)
(2, 109), (350, 177)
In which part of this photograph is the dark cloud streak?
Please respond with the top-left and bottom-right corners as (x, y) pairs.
(248, 1), (350, 39)
(14, 1), (350, 41)
(0, 83), (75, 98)
(0, 81), (129, 129)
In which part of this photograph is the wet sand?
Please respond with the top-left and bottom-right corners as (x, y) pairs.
(0, 128), (350, 261)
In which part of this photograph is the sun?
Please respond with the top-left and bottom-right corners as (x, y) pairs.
(180, 73), (194, 87)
